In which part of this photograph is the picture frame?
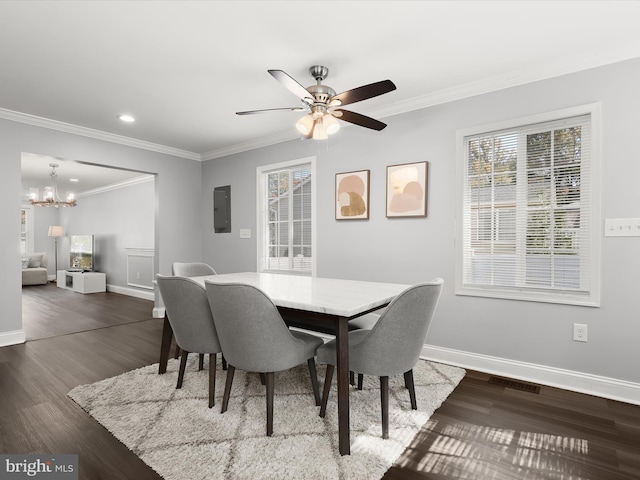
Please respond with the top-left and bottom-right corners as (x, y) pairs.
(386, 161), (428, 217)
(335, 169), (370, 220)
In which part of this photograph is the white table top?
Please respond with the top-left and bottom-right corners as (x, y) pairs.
(190, 272), (411, 318)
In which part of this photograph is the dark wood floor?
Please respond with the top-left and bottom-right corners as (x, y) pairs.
(4, 282), (640, 479)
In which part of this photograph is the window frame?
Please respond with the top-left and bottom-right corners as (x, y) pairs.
(20, 205), (35, 255)
(256, 156), (316, 276)
(455, 104), (601, 306)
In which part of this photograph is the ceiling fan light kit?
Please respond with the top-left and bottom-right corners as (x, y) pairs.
(237, 65), (396, 139)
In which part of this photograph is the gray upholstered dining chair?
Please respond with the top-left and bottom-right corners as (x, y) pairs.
(156, 274), (223, 408)
(317, 278), (444, 439)
(347, 307), (385, 330)
(171, 262), (217, 277)
(204, 281), (323, 437)
(170, 262), (218, 368)
(347, 308), (384, 389)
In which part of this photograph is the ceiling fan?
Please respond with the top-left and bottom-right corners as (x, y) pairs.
(236, 65), (396, 139)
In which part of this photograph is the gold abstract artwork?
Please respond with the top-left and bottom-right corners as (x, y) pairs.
(336, 170), (370, 220)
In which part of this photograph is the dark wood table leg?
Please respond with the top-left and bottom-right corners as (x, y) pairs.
(158, 315), (173, 374)
(335, 316), (350, 455)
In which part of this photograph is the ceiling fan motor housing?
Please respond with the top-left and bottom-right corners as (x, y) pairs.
(306, 65), (335, 105)
(306, 84), (336, 105)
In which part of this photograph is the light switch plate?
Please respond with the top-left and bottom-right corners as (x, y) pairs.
(239, 229), (251, 239)
(604, 218), (640, 237)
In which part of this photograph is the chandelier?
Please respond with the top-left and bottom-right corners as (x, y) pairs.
(29, 163), (77, 208)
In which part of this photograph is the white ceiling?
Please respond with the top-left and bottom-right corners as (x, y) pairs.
(6, 1), (640, 192)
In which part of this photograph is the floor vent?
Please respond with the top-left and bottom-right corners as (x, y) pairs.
(489, 376), (541, 394)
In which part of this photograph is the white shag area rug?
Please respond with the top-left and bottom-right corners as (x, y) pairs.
(69, 356), (465, 480)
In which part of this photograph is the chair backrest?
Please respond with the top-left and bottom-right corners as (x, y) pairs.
(204, 282), (310, 373)
(156, 274), (221, 354)
(171, 262), (216, 277)
(350, 279), (444, 377)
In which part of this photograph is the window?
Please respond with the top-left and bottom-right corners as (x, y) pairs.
(456, 105), (600, 306)
(257, 157), (315, 275)
(20, 207), (34, 254)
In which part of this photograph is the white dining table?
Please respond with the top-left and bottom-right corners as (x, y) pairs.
(157, 272), (410, 455)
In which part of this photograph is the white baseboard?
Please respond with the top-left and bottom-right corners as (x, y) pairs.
(107, 284), (154, 301)
(153, 307), (165, 318)
(422, 344), (640, 406)
(0, 329), (26, 347)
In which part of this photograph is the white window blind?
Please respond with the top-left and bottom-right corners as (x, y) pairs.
(458, 108), (600, 306)
(257, 158), (314, 275)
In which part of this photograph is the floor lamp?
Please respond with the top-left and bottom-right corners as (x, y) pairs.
(48, 225), (64, 276)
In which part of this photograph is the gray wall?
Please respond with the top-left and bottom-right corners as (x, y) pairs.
(2, 120), (202, 339)
(201, 58), (640, 386)
(26, 178), (155, 288)
(58, 178), (155, 289)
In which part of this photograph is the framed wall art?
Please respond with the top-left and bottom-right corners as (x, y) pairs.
(335, 169), (370, 220)
(386, 161), (427, 217)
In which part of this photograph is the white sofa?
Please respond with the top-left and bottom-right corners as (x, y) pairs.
(22, 252), (49, 286)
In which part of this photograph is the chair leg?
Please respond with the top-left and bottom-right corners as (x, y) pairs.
(173, 345), (181, 359)
(208, 353), (217, 408)
(350, 371), (355, 385)
(259, 373), (266, 385)
(222, 355), (228, 370)
(265, 372), (274, 436)
(380, 376), (389, 439)
(404, 369), (417, 410)
(176, 351), (189, 389)
(307, 358), (321, 406)
(221, 365), (235, 414)
(319, 364), (334, 418)
(198, 354), (205, 371)
(357, 374), (364, 390)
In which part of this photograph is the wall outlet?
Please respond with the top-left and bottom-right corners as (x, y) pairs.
(573, 323), (588, 342)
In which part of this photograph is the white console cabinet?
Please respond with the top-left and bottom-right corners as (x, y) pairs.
(57, 270), (106, 294)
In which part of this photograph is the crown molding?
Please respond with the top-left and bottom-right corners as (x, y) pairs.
(201, 130), (301, 160)
(0, 108), (201, 161)
(4, 52), (639, 162)
(371, 52), (640, 120)
(77, 174), (154, 198)
(202, 53), (640, 160)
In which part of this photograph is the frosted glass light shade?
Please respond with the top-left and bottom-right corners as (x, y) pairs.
(323, 114), (340, 135)
(312, 119), (328, 140)
(296, 114), (314, 135)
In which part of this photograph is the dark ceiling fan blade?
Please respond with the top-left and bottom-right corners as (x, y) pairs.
(268, 69), (314, 103)
(334, 109), (387, 131)
(330, 79), (396, 107)
(236, 107), (307, 115)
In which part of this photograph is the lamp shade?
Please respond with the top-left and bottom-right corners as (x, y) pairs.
(48, 225), (64, 238)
